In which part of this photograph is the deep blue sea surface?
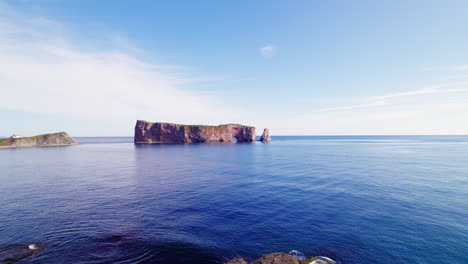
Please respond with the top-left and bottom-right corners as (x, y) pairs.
(0, 136), (467, 263)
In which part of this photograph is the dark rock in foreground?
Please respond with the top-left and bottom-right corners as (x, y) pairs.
(260, 128), (272, 143)
(226, 258), (248, 264)
(134, 120), (256, 144)
(0, 132), (77, 148)
(225, 253), (337, 264)
(252, 253), (299, 264)
(0, 243), (46, 263)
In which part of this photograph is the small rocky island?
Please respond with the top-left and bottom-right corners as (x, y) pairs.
(0, 132), (78, 148)
(134, 120), (258, 144)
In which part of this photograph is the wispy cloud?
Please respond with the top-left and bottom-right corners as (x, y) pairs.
(314, 101), (386, 113)
(372, 86), (440, 100)
(420, 64), (468, 72)
(0, 5), (244, 129)
(312, 83), (468, 114)
(2, 3), (468, 136)
(373, 84), (468, 101)
(260, 44), (277, 58)
(276, 99), (468, 135)
(454, 65), (468, 71)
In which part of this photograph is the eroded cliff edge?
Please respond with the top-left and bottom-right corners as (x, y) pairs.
(134, 120), (256, 143)
(0, 132), (78, 148)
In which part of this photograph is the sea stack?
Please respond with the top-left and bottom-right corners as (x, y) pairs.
(134, 120), (256, 144)
(260, 128), (272, 143)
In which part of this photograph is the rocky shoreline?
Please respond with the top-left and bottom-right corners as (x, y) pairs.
(226, 252), (337, 264)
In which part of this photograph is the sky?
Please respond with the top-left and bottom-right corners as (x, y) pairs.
(1, 0), (468, 136)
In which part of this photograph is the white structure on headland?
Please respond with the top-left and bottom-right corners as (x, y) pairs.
(11, 134), (22, 139)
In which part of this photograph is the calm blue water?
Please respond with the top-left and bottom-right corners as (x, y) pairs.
(0, 136), (467, 263)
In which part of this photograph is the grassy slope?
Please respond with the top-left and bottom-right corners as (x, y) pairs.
(27, 132), (63, 138)
(0, 133), (70, 147)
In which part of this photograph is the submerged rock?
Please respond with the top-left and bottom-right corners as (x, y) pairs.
(134, 120), (256, 144)
(259, 128), (272, 143)
(252, 252), (299, 264)
(0, 243), (46, 263)
(299, 256), (317, 264)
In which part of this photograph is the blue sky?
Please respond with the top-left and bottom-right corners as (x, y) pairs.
(1, 0), (468, 136)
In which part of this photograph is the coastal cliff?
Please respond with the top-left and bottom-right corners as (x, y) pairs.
(0, 132), (78, 148)
(134, 120), (256, 143)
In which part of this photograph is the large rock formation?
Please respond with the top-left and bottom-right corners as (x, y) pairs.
(0, 132), (77, 148)
(134, 120), (256, 144)
(260, 128), (272, 143)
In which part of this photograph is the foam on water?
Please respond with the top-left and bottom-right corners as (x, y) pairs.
(289, 249), (306, 259)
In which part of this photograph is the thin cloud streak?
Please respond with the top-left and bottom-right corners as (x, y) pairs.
(373, 84), (468, 101)
(312, 83), (468, 114)
(420, 64), (468, 72)
(454, 65), (468, 71)
(313, 101), (386, 113)
(276, 100), (468, 135)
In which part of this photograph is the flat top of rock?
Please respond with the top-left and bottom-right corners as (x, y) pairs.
(137, 120), (255, 128)
(24, 131), (70, 138)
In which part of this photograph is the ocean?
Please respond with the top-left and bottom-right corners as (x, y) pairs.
(0, 136), (467, 263)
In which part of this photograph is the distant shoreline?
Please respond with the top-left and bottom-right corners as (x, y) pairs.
(0, 132), (77, 148)
(0, 143), (78, 149)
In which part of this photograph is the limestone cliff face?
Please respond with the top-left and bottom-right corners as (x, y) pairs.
(134, 120), (256, 144)
(1, 132), (77, 148)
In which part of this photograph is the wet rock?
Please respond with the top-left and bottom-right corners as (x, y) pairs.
(0, 243), (46, 263)
(252, 252), (299, 264)
(299, 256), (318, 264)
(307, 256), (336, 264)
(225, 258), (247, 264)
(260, 128), (272, 143)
